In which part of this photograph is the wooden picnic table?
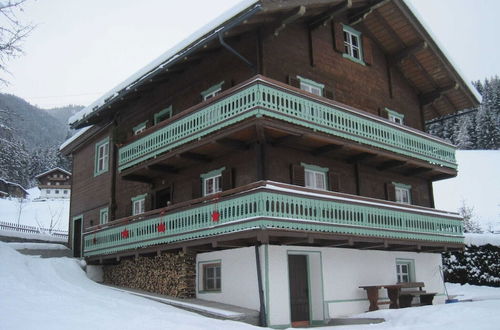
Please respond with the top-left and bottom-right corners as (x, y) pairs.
(359, 282), (437, 311)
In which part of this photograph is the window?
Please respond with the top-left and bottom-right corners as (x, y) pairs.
(46, 189), (51, 194)
(94, 137), (110, 176)
(203, 263), (221, 291)
(394, 183), (411, 204)
(63, 190), (68, 194)
(56, 182), (60, 186)
(100, 207), (109, 225)
(386, 108), (405, 125)
(154, 106), (172, 125)
(132, 194), (147, 215)
(47, 182), (51, 186)
(55, 190), (59, 194)
(396, 259), (415, 283)
(133, 121), (148, 135)
(201, 81), (224, 101)
(201, 167), (225, 196)
(342, 25), (364, 64)
(297, 76), (324, 97)
(302, 163), (328, 190)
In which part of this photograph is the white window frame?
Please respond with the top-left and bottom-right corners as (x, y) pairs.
(394, 183), (412, 204)
(201, 167), (225, 197)
(100, 207), (109, 225)
(297, 76), (324, 97)
(131, 194), (147, 216)
(342, 24), (364, 65)
(396, 259), (415, 283)
(94, 137), (110, 176)
(302, 163), (328, 191)
(198, 260), (222, 293)
(201, 81), (224, 101)
(133, 121), (148, 135)
(386, 108), (405, 125)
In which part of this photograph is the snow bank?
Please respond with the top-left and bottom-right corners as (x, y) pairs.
(433, 150), (500, 228)
(0, 242), (257, 330)
(446, 282), (500, 301)
(464, 233), (500, 247)
(7, 242), (69, 250)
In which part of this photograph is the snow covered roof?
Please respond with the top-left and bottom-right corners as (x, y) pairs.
(63, 0), (480, 146)
(0, 178), (28, 194)
(67, 0), (260, 128)
(35, 167), (72, 179)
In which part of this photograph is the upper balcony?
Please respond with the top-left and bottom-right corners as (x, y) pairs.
(118, 76), (457, 180)
(83, 181), (463, 260)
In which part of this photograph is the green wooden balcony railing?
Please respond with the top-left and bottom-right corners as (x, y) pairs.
(82, 183), (463, 257)
(118, 77), (457, 171)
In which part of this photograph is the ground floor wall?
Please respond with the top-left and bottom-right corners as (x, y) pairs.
(196, 245), (445, 328)
(103, 251), (196, 298)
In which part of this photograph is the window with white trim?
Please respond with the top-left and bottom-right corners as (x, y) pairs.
(154, 106), (172, 125)
(343, 25), (363, 62)
(201, 81), (224, 101)
(395, 184), (411, 204)
(396, 259), (415, 283)
(204, 174), (221, 196)
(386, 108), (405, 125)
(305, 169), (326, 190)
(133, 121), (148, 135)
(132, 195), (146, 215)
(94, 138), (109, 176)
(298, 76), (324, 97)
(100, 207), (109, 224)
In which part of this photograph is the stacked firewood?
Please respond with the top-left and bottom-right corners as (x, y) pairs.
(103, 251), (196, 298)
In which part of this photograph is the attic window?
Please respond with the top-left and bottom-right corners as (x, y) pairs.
(154, 106), (172, 125)
(133, 121), (148, 135)
(342, 25), (365, 65)
(386, 108), (405, 124)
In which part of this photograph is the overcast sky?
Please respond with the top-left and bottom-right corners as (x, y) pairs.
(2, 0), (500, 109)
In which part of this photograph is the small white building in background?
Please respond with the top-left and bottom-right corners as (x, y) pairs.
(35, 167), (72, 199)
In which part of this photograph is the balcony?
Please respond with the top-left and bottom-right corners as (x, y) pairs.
(118, 76), (457, 175)
(83, 181), (463, 259)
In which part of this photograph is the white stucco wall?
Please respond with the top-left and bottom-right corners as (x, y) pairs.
(196, 246), (261, 310)
(196, 245), (445, 328)
(40, 188), (70, 199)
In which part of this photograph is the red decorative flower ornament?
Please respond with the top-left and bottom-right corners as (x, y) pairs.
(157, 223), (166, 233)
(211, 210), (220, 222)
(121, 228), (129, 239)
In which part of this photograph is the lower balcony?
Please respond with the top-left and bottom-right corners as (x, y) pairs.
(83, 181), (463, 261)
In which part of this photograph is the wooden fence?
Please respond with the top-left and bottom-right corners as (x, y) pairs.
(0, 221), (68, 239)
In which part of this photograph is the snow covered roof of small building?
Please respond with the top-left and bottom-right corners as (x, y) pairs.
(35, 167), (72, 179)
(0, 178), (29, 194)
(63, 0), (480, 147)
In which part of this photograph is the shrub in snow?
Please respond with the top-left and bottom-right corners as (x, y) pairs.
(443, 244), (500, 287)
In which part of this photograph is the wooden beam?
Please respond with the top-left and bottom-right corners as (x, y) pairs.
(431, 173), (453, 182)
(311, 143), (342, 156)
(308, 0), (352, 30)
(179, 152), (211, 163)
(377, 160), (406, 171)
(387, 41), (428, 67)
(122, 174), (153, 184)
(403, 167), (432, 177)
(348, 0), (388, 26)
(420, 84), (459, 106)
(347, 152), (377, 164)
(147, 164), (178, 174)
(274, 6), (306, 37)
(270, 134), (302, 147)
(215, 137), (249, 150)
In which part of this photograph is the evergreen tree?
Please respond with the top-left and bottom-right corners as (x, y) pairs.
(456, 115), (473, 149)
(476, 104), (500, 149)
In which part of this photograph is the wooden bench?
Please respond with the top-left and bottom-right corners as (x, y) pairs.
(359, 282), (437, 311)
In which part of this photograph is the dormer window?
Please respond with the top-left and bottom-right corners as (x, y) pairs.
(133, 121), (148, 135)
(386, 108), (405, 125)
(297, 76), (324, 97)
(342, 25), (365, 65)
(201, 81), (224, 101)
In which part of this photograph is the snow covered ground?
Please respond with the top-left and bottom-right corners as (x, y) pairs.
(1, 242), (500, 330)
(0, 187), (69, 231)
(433, 150), (500, 229)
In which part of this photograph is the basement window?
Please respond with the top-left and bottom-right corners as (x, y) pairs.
(203, 262), (221, 292)
(386, 108), (405, 124)
(396, 259), (415, 283)
(342, 25), (365, 65)
(131, 194), (147, 215)
(302, 163), (328, 191)
(154, 106), (172, 125)
(298, 76), (324, 97)
(94, 137), (110, 176)
(394, 182), (412, 204)
(201, 81), (224, 101)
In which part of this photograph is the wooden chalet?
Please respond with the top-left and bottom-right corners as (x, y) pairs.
(61, 0), (479, 327)
(0, 178), (28, 199)
(35, 167), (72, 199)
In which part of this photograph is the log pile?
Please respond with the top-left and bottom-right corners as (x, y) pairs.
(103, 251), (196, 298)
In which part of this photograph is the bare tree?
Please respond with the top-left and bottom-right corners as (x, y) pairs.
(459, 200), (482, 233)
(0, 0), (34, 85)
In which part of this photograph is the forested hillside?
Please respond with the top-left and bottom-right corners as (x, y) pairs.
(427, 77), (500, 149)
(0, 94), (83, 188)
